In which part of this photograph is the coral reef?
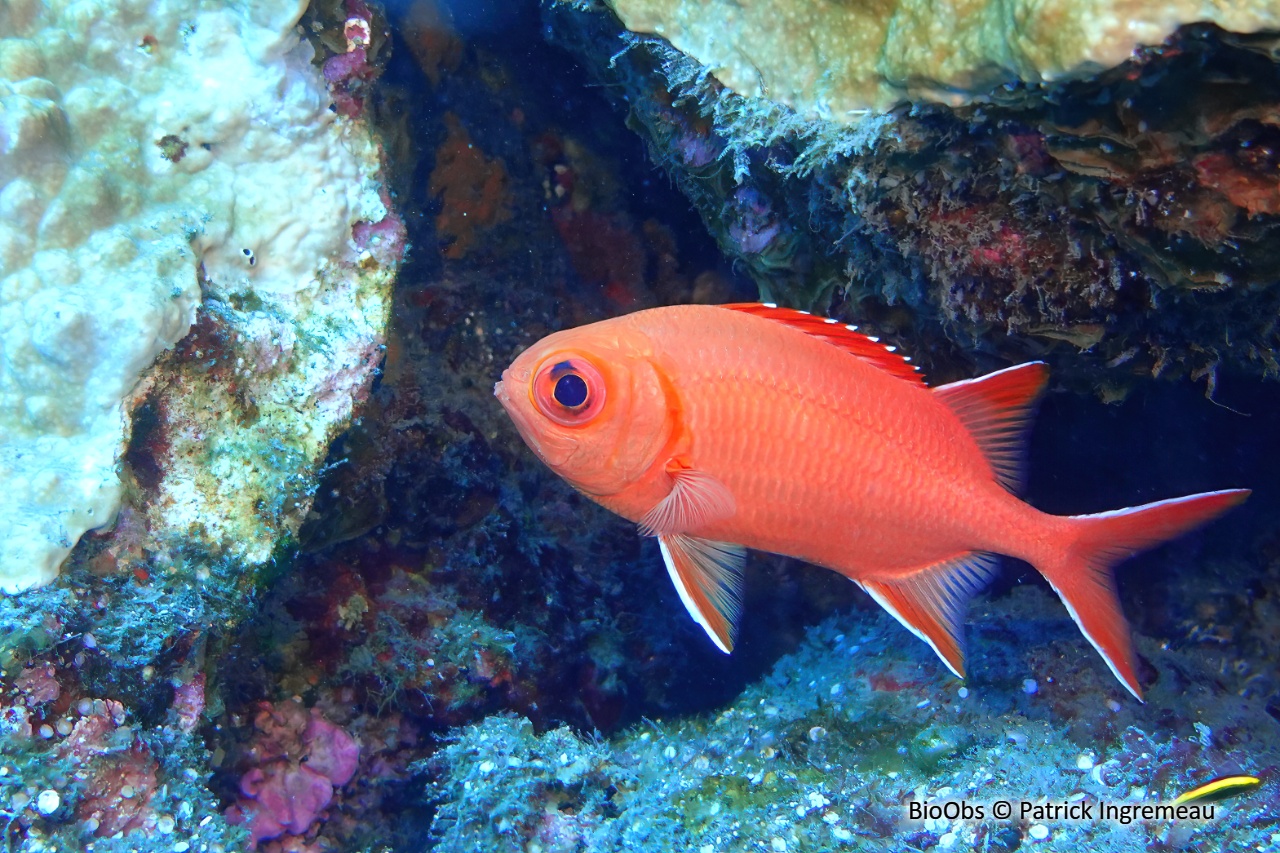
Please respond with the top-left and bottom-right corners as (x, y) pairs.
(0, 0), (401, 592)
(0, 0), (401, 848)
(548, 4), (1280, 396)
(0, 2), (1276, 852)
(280, 0), (761, 722)
(604, 0), (1280, 115)
(431, 587), (1280, 851)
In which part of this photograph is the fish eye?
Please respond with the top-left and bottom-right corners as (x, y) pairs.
(553, 372), (588, 408)
(533, 357), (606, 426)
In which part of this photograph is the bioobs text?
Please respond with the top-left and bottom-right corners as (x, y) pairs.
(908, 801), (986, 821)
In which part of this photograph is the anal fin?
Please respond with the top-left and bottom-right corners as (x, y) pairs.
(857, 552), (1000, 678)
(658, 534), (746, 653)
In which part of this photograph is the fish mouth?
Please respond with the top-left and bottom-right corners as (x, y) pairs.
(494, 374), (520, 427)
(494, 369), (576, 467)
(494, 371), (538, 445)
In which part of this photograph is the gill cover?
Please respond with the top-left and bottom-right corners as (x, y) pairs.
(517, 339), (676, 500)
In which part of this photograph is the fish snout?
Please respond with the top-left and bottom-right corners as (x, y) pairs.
(494, 368), (517, 404)
(495, 370), (533, 434)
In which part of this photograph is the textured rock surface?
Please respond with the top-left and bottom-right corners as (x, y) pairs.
(0, 0), (398, 591)
(604, 0), (1280, 116)
(550, 5), (1280, 396)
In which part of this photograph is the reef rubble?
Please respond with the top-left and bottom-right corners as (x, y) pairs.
(431, 585), (1280, 852)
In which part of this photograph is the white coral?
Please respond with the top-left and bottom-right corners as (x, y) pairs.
(605, 0), (1280, 117)
(0, 0), (391, 592)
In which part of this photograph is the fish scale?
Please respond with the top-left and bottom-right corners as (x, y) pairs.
(666, 326), (982, 568)
(496, 302), (1248, 699)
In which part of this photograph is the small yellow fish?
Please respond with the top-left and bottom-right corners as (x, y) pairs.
(1172, 775), (1262, 805)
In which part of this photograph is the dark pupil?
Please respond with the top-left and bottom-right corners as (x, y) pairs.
(553, 373), (589, 408)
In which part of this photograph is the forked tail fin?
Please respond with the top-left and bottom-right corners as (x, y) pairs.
(1037, 489), (1249, 701)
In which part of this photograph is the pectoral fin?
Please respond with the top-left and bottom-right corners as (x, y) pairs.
(658, 534), (746, 653)
(857, 552), (1000, 678)
(639, 463), (736, 537)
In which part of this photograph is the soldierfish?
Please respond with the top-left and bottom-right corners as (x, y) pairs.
(494, 303), (1248, 700)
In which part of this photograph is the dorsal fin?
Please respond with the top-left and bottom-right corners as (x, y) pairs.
(933, 362), (1049, 493)
(721, 303), (926, 387)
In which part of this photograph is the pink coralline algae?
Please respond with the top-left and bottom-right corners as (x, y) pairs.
(323, 0), (382, 118)
(56, 700), (161, 836)
(353, 205), (408, 268)
(226, 700), (360, 846)
(14, 663), (60, 705)
(324, 47), (375, 117)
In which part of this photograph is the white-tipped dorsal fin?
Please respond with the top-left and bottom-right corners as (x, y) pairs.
(933, 362), (1048, 494)
(856, 552), (1001, 678)
(658, 535), (747, 653)
(720, 303), (926, 386)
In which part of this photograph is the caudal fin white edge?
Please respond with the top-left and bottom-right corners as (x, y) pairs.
(1048, 576), (1144, 702)
(1040, 488), (1250, 702)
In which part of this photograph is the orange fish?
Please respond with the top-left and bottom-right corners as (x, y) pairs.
(494, 303), (1247, 700)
